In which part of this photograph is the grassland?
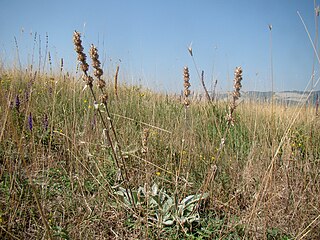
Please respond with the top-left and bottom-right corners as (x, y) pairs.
(0, 60), (319, 239)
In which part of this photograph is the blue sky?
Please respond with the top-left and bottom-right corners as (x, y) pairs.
(0, 0), (318, 93)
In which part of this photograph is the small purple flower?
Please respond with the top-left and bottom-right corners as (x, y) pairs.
(15, 95), (20, 112)
(28, 112), (33, 131)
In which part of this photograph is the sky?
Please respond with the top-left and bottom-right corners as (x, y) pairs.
(0, 0), (319, 93)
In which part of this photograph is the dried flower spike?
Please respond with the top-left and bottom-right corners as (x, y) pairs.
(101, 93), (109, 105)
(227, 67), (243, 125)
(232, 67), (243, 102)
(183, 66), (191, 107)
(73, 31), (91, 86)
(89, 44), (106, 89)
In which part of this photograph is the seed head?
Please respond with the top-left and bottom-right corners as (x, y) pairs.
(73, 31), (90, 76)
(101, 93), (109, 104)
(82, 74), (94, 87)
(183, 66), (191, 107)
(73, 31), (93, 87)
(89, 44), (103, 78)
(233, 67), (243, 102)
(227, 67), (243, 125)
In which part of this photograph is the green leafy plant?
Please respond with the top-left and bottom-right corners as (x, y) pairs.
(115, 183), (208, 228)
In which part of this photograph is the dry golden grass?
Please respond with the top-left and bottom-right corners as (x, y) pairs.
(0, 33), (319, 239)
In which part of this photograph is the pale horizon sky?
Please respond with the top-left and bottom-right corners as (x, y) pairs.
(0, 0), (319, 93)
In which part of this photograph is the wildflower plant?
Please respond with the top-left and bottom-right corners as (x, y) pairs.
(73, 31), (135, 209)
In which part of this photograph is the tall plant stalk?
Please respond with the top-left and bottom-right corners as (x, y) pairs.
(188, 46), (211, 102)
(73, 31), (136, 210)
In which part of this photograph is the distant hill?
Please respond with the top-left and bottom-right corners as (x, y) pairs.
(212, 90), (320, 105)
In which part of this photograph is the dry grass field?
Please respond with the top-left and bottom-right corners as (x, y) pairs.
(0, 32), (319, 239)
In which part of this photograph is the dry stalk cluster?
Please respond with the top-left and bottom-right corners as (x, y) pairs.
(227, 67), (243, 125)
(72, 31), (135, 209)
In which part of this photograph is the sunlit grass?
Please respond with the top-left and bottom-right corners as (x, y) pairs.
(0, 64), (319, 239)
